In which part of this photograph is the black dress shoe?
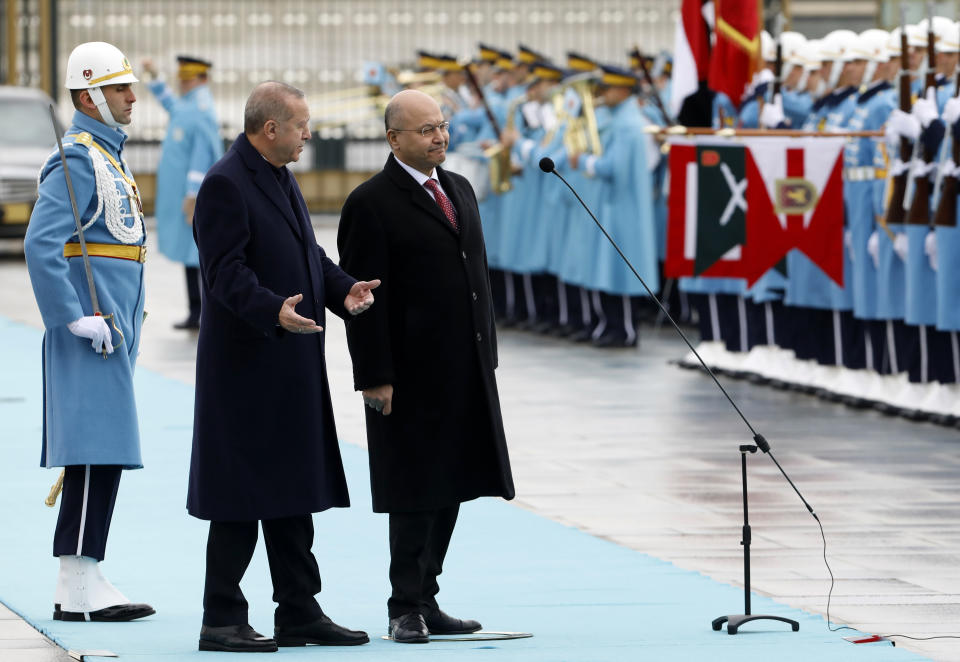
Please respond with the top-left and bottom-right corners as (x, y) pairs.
(199, 624), (277, 652)
(568, 328), (593, 342)
(274, 613), (368, 647)
(173, 315), (200, 330)
(54, 602), (155, 622)
(422, 608), (481, 635)
(388, 612), (429, 643)
(549, 323), (576, 338)
(591, 333), (637, 348)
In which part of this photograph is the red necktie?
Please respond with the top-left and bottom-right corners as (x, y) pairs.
(423, 179), (458, 231)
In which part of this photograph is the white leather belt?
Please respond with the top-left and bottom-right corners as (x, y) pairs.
(844, 166), (878, 181)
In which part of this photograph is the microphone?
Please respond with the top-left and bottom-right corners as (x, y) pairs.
(540, 157), (783, 463)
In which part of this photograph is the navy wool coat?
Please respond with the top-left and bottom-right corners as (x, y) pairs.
(187, 133), (356, 521)
(337, 154), (515, 513)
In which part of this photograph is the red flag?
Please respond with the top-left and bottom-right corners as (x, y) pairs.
(671, 0), (713, 118)
(707, 0), (761, 109)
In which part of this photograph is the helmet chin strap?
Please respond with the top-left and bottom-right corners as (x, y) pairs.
(863, 61), (879, 87)
(827, 59), (844, 90)
(87, 86), (122, 128)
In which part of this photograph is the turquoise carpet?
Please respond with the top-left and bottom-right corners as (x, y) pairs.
(0, 316), (925, 661)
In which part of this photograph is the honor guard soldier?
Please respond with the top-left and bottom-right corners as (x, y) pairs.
(23, 41), (153, 622)
(932, 39), (960, 419)
(897, 17), (957, 414)
(833, 30), (897, 401)
(142, 54), (223, 330)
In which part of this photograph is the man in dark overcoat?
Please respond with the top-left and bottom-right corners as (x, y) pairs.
(337, 89), (515, 644)
(188, 81), (379, 653)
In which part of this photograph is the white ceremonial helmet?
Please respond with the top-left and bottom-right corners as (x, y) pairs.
(858, 29), (890, 84)
(761, 30), (775, 62)
(823, 29), (861, 62)
(887, 27), (903, 58)
(820, 30), (858, 88)
(796, 39), (822, 93)
(64, 41), (138, 128)
(906, 22), (929, 49)
(932, 16), (960, 53)
(858, 29), (891, 63)
(800, 39), (823, 70)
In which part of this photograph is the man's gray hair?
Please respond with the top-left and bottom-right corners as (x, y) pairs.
(384, 98), (402, 134)
(244, 81), (305, 134)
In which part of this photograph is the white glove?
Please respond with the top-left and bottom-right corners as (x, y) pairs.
(887, 109), (920, 143)
(944, 96), (960, 126)
(759, 94), (786, 129)
(867, 231), (880, 269)
(845, 229), (855, 263)
(756, 68), (775, 86)
(893, 232), (909, 262)
(67, 315), (114, 354)
(925, 230), (938, 272)
(912, 89), (939, 129)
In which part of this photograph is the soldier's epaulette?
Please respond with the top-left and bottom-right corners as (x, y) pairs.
(68, 132), (93, 147)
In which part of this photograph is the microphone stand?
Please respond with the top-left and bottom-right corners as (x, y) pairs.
(540, 158), (805, 635)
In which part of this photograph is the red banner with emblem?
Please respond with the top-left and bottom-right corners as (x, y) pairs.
(665, 135), (846, 287)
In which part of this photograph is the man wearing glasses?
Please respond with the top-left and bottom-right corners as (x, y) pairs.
(337, 89), (515, 644)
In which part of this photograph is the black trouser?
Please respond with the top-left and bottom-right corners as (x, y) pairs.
(53, 464), (122, 561)
(185, 265), (202, 320)
(387, 504), (460, 619)
(203, 515), (323, 628)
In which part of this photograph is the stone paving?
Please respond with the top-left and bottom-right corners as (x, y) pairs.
(1, 217), (959, 660)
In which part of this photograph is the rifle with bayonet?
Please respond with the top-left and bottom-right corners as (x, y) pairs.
(906, 4), (938, 225)
(933, 64), (960, 226)
(885, 13), (914, 226)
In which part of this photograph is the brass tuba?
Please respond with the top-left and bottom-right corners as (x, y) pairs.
(556, 74), (602, 158)
(484, 93), (527, 194)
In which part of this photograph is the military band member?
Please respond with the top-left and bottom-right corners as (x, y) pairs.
(570, 65), (658, 347)
(23, 41), (153, 623)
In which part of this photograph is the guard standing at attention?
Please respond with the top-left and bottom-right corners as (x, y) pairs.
(23, 41), (154, 623)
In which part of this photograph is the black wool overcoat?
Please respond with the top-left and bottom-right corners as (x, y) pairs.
(187, 133), (356, 521)
(337, 153), (515, 513)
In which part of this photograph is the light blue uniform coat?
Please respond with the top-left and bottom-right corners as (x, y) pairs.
(149, 80), (222, 267)
(578, 96), (658, 295)
(845, 81), (894, 321)
(24, 111), (146, 469)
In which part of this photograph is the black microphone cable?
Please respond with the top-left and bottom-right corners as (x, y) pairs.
(539, 156), (960, 645)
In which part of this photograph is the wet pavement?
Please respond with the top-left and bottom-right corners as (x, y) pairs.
(1, 216), (959, 660)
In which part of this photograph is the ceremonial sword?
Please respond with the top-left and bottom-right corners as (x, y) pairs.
(44, 103), (107, 507)
(48, 104), (106, 343)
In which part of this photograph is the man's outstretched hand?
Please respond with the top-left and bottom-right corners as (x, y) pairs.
(345, 279), (381, 315)
(278, 293), (324, 334)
